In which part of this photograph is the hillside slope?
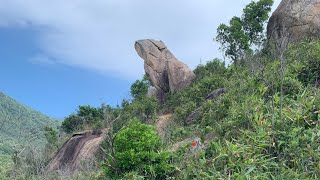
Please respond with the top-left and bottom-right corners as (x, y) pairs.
(0, 92), (59, 155)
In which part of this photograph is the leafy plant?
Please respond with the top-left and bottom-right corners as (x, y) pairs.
(103, 119), (174, 179)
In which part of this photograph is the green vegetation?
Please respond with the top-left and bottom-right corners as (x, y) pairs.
(0, 92), (59, 155)
(61, 105), (105, 133)
(130, 75), (150, 99)
(0, 92), (59, 179)
(0, 155), (12, 177)
(216, 0), (273, 63)
(162, 51), (320, 178)
(2, 0), (320, 179)
(94, 37), (320, 178)
(103, 119), (173, 179)
(0, 93), (59, 155)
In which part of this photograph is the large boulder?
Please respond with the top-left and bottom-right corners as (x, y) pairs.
(47, 129), (107, 174)
(135, 39), (195, 101)
(267, 0), (320, 48)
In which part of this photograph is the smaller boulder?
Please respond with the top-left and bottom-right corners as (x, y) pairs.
(206, 88), (227, 100)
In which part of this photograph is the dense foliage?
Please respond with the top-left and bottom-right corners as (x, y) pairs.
(164, 59), (227, 125)
(44, 126), (58, 155)
(286, 40), (320, 86)
(103, 120), (173, 179)
(158, 38), (320, 178)
(61, 104), (113, 133)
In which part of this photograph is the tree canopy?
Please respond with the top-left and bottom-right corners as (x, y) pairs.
(216, 0), (273, 64)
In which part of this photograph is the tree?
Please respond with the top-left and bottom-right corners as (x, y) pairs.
(130, 74), (150, 99)
(193, 58), (226, 80)
(242, 0), (274, 45)
(216, 17), (250, 64)
(61, 114), (83, 133)
(77, 105), (102, 124)
(216, 0), (273, 64)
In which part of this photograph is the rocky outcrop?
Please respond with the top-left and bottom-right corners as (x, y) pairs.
(267, 0), (320, 48)
(135, 39), (195, 102)
(47, 129), (107, 174)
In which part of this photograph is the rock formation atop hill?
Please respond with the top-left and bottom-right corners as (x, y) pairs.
(47, 129), (107, 174)
(267, 0), (320, 48)
(135, 39), (195, 102)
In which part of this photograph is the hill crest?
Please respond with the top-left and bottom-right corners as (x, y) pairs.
(0, 91), (59, 155)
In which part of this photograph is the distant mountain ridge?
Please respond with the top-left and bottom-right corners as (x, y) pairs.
(0, 92), (59, 155)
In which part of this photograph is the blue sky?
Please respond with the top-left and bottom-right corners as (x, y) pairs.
(0, 0), (281, 119)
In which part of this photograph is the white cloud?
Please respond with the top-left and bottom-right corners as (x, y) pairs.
(0, 0), (281, 79)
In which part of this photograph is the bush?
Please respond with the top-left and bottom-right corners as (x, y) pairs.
(165, 59), (227, 118)
(282, 77), (304, 97)
(287, 40), (320, 86)
(194, 59), (227, 80)
(120, 97), (159, 124)
(174, 101), (197, 125)
(104, 119), (174, 179)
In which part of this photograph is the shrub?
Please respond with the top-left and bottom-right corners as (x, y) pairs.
(165, 59), (227, 111)
(174, 101), (196, 125)
(121, 97), (159, 124)
(287, 40), (320, 86)
(61, 105), (110, 133)
(194, 59), (227, 80)
(282, 76), (303, 97)
(104, 119), (174, 179)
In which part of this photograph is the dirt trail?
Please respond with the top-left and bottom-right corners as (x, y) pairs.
(47, 129), (107, 174)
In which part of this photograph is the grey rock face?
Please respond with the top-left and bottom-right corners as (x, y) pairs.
(267, 0), (320, 47)
(167, 60), (196, 92)
(135, 39), (195, 101)
(147, 86), (158, 97)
